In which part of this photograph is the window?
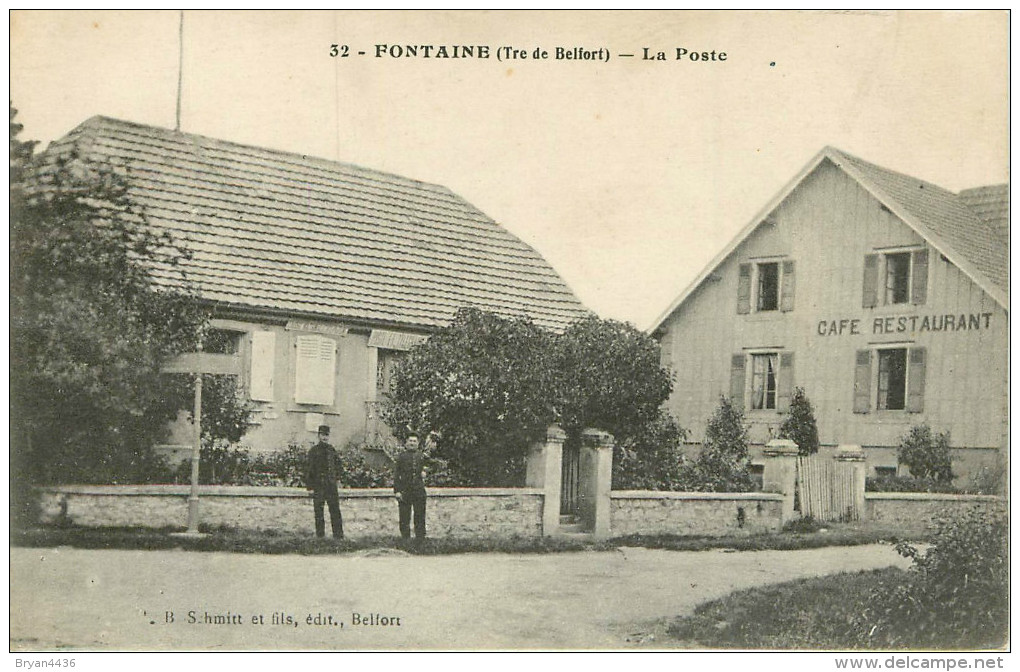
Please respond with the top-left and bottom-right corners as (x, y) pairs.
(751, 353), (778, 409)
(731, 351), (794, 412)
(853, 347), (927, 414)
(738, 260), (795, 314)
(874, 466), (898, 478)
(205, 328), (243, 354)
(863, 249), (928, 308)
(757, 263), (779, 311)
(376, 349), (406, 397)
(294, 334), (337, 406)
(884, 253), (911, 305)
(877, 348), (907, 410)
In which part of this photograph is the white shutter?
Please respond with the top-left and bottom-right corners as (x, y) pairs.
(250, 331), (276, 401)
(295, 335), (337, 405)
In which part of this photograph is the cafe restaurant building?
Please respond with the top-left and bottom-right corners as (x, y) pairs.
(649, 147), (1008, 486)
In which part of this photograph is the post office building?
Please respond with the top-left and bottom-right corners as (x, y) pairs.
(43, 117), (588, 456)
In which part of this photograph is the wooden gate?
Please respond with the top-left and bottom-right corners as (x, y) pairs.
(797, 454), (860, 522)
(560, 444), (580, 515)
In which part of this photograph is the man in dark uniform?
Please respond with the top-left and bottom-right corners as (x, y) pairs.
(393, 433), (426, 541)
(306, 424), (344, 539)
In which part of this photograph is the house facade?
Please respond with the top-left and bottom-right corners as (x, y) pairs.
(650, 148), (1008, 487)
(45, 117), (588, 455)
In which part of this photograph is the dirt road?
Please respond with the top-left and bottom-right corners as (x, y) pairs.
(11, 544), (911, 650)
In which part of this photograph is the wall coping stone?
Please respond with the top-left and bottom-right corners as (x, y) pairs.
(763, 438), (799, 456)
(865, 492), (1004, 502)
(36, 485), (543, 498)
(610, 490), (784, 501)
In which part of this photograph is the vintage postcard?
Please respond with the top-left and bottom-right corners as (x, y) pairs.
(9, 9), (1010, 661)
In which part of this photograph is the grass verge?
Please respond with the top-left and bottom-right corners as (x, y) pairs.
(10, 523), (913, 556)
(667, 567), (908, 649)
(665, 567), (1008, 650)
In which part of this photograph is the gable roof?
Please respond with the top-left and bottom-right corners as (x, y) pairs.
(649, 147), (1009, 333)
(43, 116), (588, 332)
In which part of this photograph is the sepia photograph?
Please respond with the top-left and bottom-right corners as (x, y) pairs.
(8, 9), (1010, 660)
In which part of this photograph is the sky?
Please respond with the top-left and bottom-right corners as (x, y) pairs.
(9, 10), (1009, 330)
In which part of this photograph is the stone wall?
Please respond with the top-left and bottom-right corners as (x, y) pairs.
(865, 493), (1005, 535)
(36, 486), (545, 538)
(609, 491), (786, 537)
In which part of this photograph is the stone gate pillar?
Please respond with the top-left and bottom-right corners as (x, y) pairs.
(834, 444), (867, 521)
(526, 425), (565, 536)
(763, 438), (799, 524)
(579, 428), (614, 538)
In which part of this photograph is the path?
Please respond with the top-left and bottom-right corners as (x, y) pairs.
(10, 543), (911, 650)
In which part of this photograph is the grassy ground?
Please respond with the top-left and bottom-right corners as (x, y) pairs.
(666, 567), (905, 649)
(665, 567), (1009, 650)
(10, 521), (916, 556)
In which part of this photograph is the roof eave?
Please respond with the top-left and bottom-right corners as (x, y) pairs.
(833, 154), (1009, 312)
(649, 147), (1008, 335)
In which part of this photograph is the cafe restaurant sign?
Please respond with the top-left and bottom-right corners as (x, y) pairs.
(817, 312), (994, 337)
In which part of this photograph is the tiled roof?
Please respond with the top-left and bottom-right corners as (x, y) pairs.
(830, 148), (1009, 299)
(959, 184), (1009, 245)
(43, 116), (588, 332)
(650, 147), (1008, 332)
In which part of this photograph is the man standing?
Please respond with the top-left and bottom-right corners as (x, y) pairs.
(307, 424), (344, 539)
(393, 433), (427, 541)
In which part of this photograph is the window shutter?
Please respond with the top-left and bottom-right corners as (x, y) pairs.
(250, 330), (276, 401)
(780, 261), (796, 312)
(853, 350), (872, 413)
(907, 347), (926, 413)
(862, 254), (879, 308)
(295, 335), (337, 406)
(911, 249), (928, 305)
(777, 352), (794, 411)
(729, 353), (746, 410)
(737, 264), (751, 314)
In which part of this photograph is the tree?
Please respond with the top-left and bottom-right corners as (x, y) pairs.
(612, 410), (689, 490)
(555, 314), (673, 442)
(897, 424), (953, 483)
(778, 386), (820, 455)
(683, 395), (755, 492)
(10, 104), (251, 489)
(384, 308), (680, 487)
(384, 308), (557, 485)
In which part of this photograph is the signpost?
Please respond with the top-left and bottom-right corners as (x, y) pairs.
(161, 351), (241, 535)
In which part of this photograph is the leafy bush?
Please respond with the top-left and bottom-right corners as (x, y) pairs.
(897, 424), (953, 482)
(612, 411), (689, 490)
(243, 444), (309, 487)
(965, 462), (1007, 495)
(857, 506), (1008, 649)
(384, 308), (675, 487)
(169, 439), (252, 485)
(336, 443), (392, 488)
(384, 308), (556, 486)
(777, 387), (819, 455)
(681, 396), (755, 492)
